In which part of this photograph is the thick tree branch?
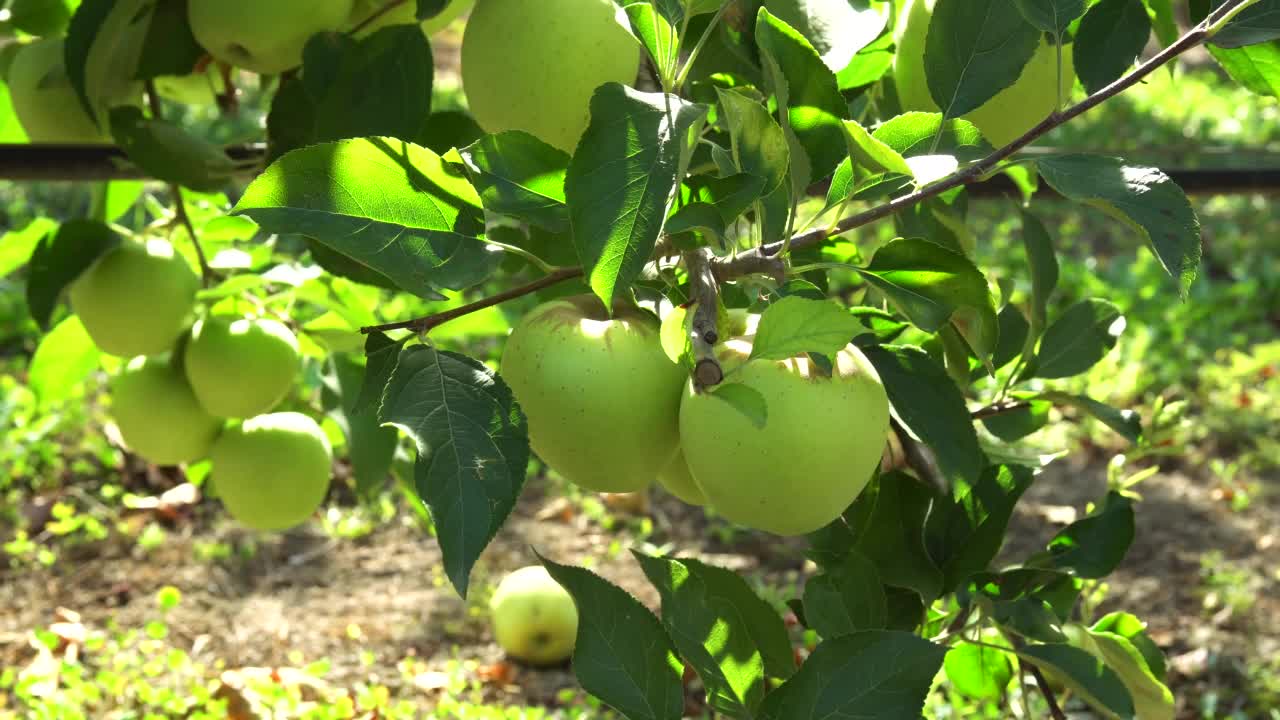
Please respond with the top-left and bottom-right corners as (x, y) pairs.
(684, 249), (725, 388)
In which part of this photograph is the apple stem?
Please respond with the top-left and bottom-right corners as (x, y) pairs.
(145, 79), (215, 288)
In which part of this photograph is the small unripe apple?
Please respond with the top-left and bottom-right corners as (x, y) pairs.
(489, 565), (578, 665)
(188, 0), (355, 75)
(210, 412), (333, 531)
(679, 339), (890, 536)
(658, 449), (706, 506)
(111, 356), (224, 466)
(69, 239), (199, 357)
(348, 0), (474, 36)
(6, 37), (110, 144)
(893, 0), (1076, 147)
(461, 0), (640, 152)
(184, 316), (301, 418)
(500, 295), (684, 493)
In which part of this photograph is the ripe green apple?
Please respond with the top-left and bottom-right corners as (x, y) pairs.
(658, 449), (706, 506)
(184, 316), (301, 418)
(678, 339), (890, 536)
(188, 0), (356, 75)
(461, 0), (640, 152)
(489, 565), (578, 665)
(500, 295), (684, 493)
(348, 0), (474, 36)
(111, 356), (224, 466)
(69, 239), (199, 357)
(6, 37), (110, 144)
(893, 0), (1076, 147)
(210, 412), (333, 531)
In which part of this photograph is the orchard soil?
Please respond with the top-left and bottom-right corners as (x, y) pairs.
(1, 455), (1277, 717)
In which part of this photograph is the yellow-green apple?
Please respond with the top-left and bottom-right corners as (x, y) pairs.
(678, 339), (890, 535)
(500, 295), (684, 493)
(69, 238), (198, 357)
(6, 37), (109, 143)
(210, 412), (333, 531)
(188, 0), (355, 75)
(184, 316), (300, 418)
(348, 0), (475, 36)
(110, 356), (223, 465)
(489, 565), (578, 665)
(461, 0), (640, 152)
(658, 449), (706, 506)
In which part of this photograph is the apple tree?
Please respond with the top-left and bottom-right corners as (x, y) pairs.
(4, 0), (1279, 716)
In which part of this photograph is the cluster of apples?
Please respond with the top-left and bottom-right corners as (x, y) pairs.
(69, 238), (332, 532)
(500, 295), (892, 537)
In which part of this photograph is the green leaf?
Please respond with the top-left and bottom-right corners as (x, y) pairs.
(843, 120), (913, 176)
(265, 74), (316, 163)
(635, 553), (794, 715)
(459, 131), (570, 232)
(566, 85), (707, 311)
(134, 0), (203, 79)
(1092, 612), (1167, 681)
(1037, 154), (1201, 297)
(862, 346), (983, 494)
(944, 642), (1014, 700)
(848, 472), (943, 603)
(1048, 491), (1135, 578)
(759, 631), (945, 719)
(928, 464), (1035, 591)
(1207, 41), (1280, 98)
(379, 346), (529, 597)
(1041, 391), (1143, 443)
(1074, 627), (1175, 720)
(665, 202), (726, 246)
(234, 138), (497, 301)
(1021, 209), (1058, 343)
(6, 0), (75, 36)
(1032, 298), (1124, 379)
(873, 112), (991, 160)
(802, 550), (888, 639)
(625, 2), (681, 86)
(1210, 0), (1280, 48)
(708, 382), (769, 430)
(109, 107), (238, 192)
(1075, 0), (1153, 94)
(65, 0), (151, 125)
(982, 400), (1051, 441)
(749, 296), (860, 361)
(1144, 0), (1179, 47)
(716, 88), (791, 195)
(1020, 643), (1136, 718)
(763, 0), (889, 72)
(324, 354), (399, 497)
(0, 218), (57, 279)
(1014, 0), (1086, 34)
(991, 597), (1069, 642)
(924, 0), (1041, 118)
(682, 172), (768, 224)
(539, 555), (685, 720)
(29, 316), (100, 407)
(313, 26), (434, 144)
(756, 7), (850, 182)
(26, 220), (122, 331)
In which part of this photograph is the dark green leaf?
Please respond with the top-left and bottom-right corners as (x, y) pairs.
(1210, 0), (1280, 48)
(234, 138), (497, 300)
(380, 346), (529, 596)
(539, 555), (685, 720)
(635, 553), (794, 715)
(716, 88), (791, 195)
(1038, 154), (1201, 297)
(459, 131), (570, 232)
(759, 631), (945, 719)
(929, 464), (1035, 591)
(1014, 0), (1086, 34)
(313, 26), (434, 143)
(325, 354), (398, 497)
(26, 220), (122, 330)
(566, 85), (707, 311)
(134, 0), (203, 79)
(1041, 391), (1143, 443)
(750, 296), (861, 361)
(1075, 0), (1152, 93)
(1048, 492), (1135, 578)
(682, 172), (768, 224)
(1032, 298), (1123, 379)
(924, 0), (1041, 117)
(763, 0), (889, 71)
(982, 400), (1051, 441)
(417, 110), (485, 155)
(1021, 209), (1058, 341)
(109, 107), (237, 192)
(991, 597), (1069, 642)
(849, 472), (944, 603)
(1020, 643), (1136, 718)
(625, 2), (681, 85)
(65, 0), (151, 125)
(802, 550), (888, 639)
(665, 203), (726, 246)
(265, 74), (316, 163)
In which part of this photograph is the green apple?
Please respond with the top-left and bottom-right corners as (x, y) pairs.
(6, 37), (109, 143)
(500, 295), (684, 493)
(893, 0), (1076, 147)
(489, 565), (578, 665)
(111, 356), (223, 466)
(658, 449), (706, 506)
(210, 412), (333, 531)
(188, 0), (356, 75)
(678, 339), (890, 536)
(184, 316), (301, 418)
(348, 0), (474, 36)
(70, 238), (199, 357)
(461, 0), (640, 152)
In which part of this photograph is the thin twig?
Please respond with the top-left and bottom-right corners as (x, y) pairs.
(145, 80), (214, 287)
(359, 266), (584, 334)
(684, 249), (724, 388)
(1026, 662), (1068, 720)
(351, 0), (410, 35)
(971, 400), (1032, 420)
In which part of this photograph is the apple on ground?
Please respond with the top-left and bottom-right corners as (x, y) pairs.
(489, 565), (578, 665)
(210, 412), (333, 531)
(187, 0), (355, 75)
(70, 238), (199, 357)
(679, 339), (890, 536)
(461, 0), (640, 152)
(184, 316), (301, 418)
(111, 356), (223, 466)
(500, 295), (684, 494)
